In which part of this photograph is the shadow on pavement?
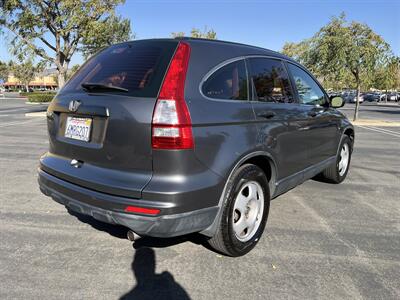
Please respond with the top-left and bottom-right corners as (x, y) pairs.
(67, 209), (212, 250)
(120, 247), (191, 300)
(132, 233), (207, 249)
(68, 210), (194, 298)
(67, 209), (129, 239)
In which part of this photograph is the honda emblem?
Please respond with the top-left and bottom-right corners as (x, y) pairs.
(68, 100), (81, 112)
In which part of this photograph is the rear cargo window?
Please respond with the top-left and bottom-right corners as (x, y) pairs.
(61, 40), (178, 97)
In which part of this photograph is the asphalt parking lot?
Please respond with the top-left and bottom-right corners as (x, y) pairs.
(1, 98), (399, 299)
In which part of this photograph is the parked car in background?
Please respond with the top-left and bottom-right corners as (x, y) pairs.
(343, 92), (364, 103)
(386, 92), (399, 102)
(363, 93), (379, 102)
(38, 38), (354, 256)
(341, 91), (355, 102)
(378, 92), (387, 102)
(365, 92), (389, 102)
(328, 91), (341, 98)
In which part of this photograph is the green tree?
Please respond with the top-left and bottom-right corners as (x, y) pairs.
(66, 64), (81, 81)
(0, 61), (8, 83)
(374, 56), (400, 91)
(282, 14), (391, 120)
(80, 15), (132, 59)
(171, 27), (217, 39)
(0, 0), (131, 88)
(395, 58), (400, 90)
(11, 60), (42, 92)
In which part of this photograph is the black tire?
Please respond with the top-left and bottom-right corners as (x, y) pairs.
(321, 135), (352, 184)
(207, 164), (270, 257)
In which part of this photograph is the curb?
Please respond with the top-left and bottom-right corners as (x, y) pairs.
(25, 102), (49, 105)
(25, 111), (47, 117)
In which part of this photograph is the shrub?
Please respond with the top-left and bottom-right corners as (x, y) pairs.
(27, 93), (55, 103)
(20, 91), (56, 97)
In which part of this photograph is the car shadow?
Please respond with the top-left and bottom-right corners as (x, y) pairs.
(312, 173), (336, 184)
(132, 233), (207, 249)
(120, 247), (191, 300)
(67, 209), (129, 239)
(68, 210), (196, 298)
(67, 209), (213, 250)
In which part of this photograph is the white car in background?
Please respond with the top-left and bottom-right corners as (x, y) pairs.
(349, 93), (364, 103)
(387, 92), (399, 102)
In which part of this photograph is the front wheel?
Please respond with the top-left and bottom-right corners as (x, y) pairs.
(321, 135), (352, 183)
(208, 164), (270, 257)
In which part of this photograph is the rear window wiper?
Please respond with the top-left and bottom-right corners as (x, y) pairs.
(81, 82), (129, 93)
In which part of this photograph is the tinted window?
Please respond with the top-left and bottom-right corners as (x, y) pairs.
(202, 60), (248, 100)
(249, 58), (294, 103)
(287, 63), (326, 105)
(62, 40), (178, 97)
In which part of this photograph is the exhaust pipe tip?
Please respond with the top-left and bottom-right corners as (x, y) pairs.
(127, 230), (141, 242)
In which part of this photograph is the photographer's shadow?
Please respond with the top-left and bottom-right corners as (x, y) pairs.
(120, 247), (191, 300)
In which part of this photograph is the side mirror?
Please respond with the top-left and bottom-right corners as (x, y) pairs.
(330, 96), (344, 108)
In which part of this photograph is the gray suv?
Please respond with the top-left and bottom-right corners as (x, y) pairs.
(38, 38), (354, 256)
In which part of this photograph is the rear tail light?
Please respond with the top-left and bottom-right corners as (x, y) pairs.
(152, 42), (194, 150)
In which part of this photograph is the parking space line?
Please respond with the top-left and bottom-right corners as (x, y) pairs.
(356, 125), (400, 138)
(0, 107), (46, 114)
(364, 125), (400, 135)
(0, 119), (42, 128)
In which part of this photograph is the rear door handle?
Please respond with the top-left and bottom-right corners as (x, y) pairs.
(257, 111), (276, 119)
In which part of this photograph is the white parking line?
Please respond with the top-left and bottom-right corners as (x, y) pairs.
(0, 119), (42, 128)
(356, 125), (400, 138)
(0, 109), (27, 114)
(0, 107), (45, 114)
(365, 125), (400, 135)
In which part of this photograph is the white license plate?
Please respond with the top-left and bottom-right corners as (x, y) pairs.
(65, 117), (92, 142)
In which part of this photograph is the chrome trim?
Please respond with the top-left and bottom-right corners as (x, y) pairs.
(198, 54), (325, 103)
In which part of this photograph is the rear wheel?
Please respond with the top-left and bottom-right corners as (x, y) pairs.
(208, 164), (270, 257)
(321, 136), (352, 183)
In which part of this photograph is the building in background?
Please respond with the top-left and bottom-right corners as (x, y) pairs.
(1, 68), (58, 91)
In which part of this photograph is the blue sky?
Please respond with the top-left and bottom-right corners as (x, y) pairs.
(1, 0), (399, 66)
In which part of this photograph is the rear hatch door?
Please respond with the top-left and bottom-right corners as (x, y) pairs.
(41, 40), (178, 198)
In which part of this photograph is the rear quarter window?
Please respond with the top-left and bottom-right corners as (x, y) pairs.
(61, 40), (178, 98)
(202, 60), (248, 101)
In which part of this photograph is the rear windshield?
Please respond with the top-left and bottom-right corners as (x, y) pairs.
(61, 40), (178, 97)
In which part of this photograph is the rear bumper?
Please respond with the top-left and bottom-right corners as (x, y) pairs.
(38, 169), (219, 237)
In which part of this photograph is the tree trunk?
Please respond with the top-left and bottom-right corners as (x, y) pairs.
(56, 60), (69, 89)
(57, 72), (65, 89)
(353, 83), (360, 121)
(25, 84), (29, 92)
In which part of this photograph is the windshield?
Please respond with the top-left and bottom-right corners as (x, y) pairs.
(61, 40), (178, 97)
